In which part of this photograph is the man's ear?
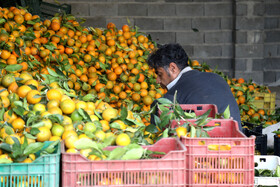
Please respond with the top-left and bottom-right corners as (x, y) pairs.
(169, 62), (180, 74)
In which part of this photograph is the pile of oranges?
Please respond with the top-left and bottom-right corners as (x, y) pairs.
(0, 6), (166, 114)
(0, 6), (167, 163)
(0, 70), (155, 162)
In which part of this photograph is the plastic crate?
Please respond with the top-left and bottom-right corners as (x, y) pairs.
(0, 141), (61, 187)
(254, 155), (280, 186)
(0, 0), (21, 8)
(159, 104), (218, 118)
(274, 135), (280, 157)
(40, 1), (71, 19)
(180, 104), (218, 118)
(252, 92), (276, 113)
(242, 121), (263, 134)
(20, 0), (71, 20)
(178, 119), (255, 186)
(61, 138), (186, 187)
(243, 128), (267, 155)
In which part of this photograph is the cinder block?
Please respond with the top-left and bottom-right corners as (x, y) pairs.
(235, 59), (247, 71)
(108, 0), (135, 2)
(235, 72), (264, 85)
(203, 58), (232, 70)
(62, 0), (106, 1)
(80, 16), (107, 28)
(89, 3), (117, 16)
(264, 58), (280, 70)
(192, 18), (221, 30)
(235, 44), (263, 58)
(135, 18), (163, 30)
(165, 0), (193, 2)
(181, 45), (194, 57)
(265, 31), (280, 43)
(264, 71), (277, 84)
(193, 45), (222, 58)
(164, 18), (191, 30)
(148, 4), (176, 16)
(264, 44), (278, 58)
(176, 4), (204, 16)
(265, 3), (280, 16)
(235, 0), (263, 2)
(222, 45), (233, 57)
(193, 0), (225, 2)
(223, 71), (234, 79)
(252, 59), (264, 71)
(205, 3), (232, 16)
(247, 31), (263, 44)
(236, 3), (247, 16)
(278, 44), (280, 55)
(71, 3), (90, 16)
(146, 32), (176, 44)
(276, 72), (280, 81)
(236, 17), (264, 30)
(221, 18), (233, 29)
(253, 3), (265, 16)
(235, 31), (247, 44)
(264, 18), (279, 29)
(106, 17), (135, 29)
(205, 31), (232, 43)
(176, 32), (204, 44)
(118, 3), (147, 16)
(135, 0), (158, 2)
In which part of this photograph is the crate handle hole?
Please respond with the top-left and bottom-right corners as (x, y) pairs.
(234, 141), (241, 145)
(260, 158), (266, 162)
(184, 109), (195, 113)
(196, 106), (203, 110)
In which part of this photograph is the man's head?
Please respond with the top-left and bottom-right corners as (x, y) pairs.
(148, 43), (189, 89)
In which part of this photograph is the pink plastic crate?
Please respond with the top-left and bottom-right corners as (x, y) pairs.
(178, 119), (255, 187)
(61, 138), (186, 187)
(180, 104), (218, 118)
(159, 104), (218, 118)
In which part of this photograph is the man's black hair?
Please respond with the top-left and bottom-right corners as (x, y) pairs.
(147, 43), (189, 70)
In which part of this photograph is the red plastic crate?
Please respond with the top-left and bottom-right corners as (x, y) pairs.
(177, 119), (255, 186)
(159, 104), (218, 119)
(61, 138), (186, 187)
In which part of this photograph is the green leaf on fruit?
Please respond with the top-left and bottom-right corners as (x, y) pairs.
(162, 128), (169, 138)
(30, 128), (40, 136)
(223, 105), (231, 119)
(145, 124), (159, 134)
(157, 98), (173, 105)
(74, 138), (103, 153)
(4, 126), (14, 135)
(107, 147), (126, 160)
(121, 148), (144, 160)
(0, 143), (12, 152)
(23, 142), (44, 156)
(0, 158), (12, 163)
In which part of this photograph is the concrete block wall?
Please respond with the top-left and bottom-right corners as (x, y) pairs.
(46, 0), (280, 85)
(264, 0), (280, 85)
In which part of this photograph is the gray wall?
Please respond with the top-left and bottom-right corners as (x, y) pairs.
(49, 0), (280, 85)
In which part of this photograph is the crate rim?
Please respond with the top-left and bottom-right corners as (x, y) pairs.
(0, 141), (61, 166)
(61, 137), (187, 162)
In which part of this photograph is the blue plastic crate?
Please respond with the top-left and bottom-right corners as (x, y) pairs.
(0, 141), (60, 187)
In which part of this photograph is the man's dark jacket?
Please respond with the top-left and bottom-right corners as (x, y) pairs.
(162, 69), (242, 130)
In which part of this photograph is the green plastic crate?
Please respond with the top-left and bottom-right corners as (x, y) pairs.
(0, 141), (61, 187)
(252, 92), (276, 113)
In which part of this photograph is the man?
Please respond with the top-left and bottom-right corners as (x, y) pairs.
(148, 43), (242, 130)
